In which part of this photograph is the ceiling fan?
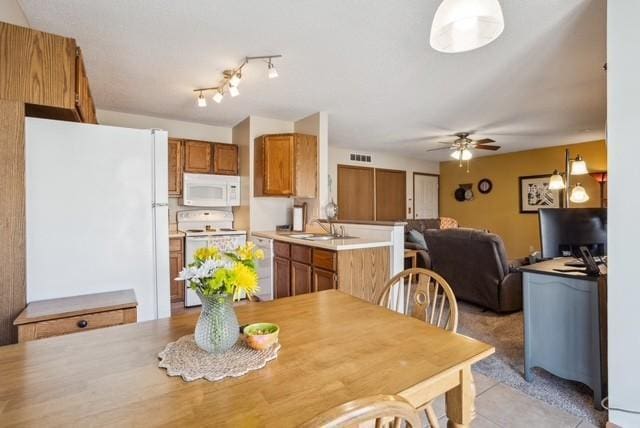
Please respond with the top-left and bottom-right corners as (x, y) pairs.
(426, 132), (501, 172)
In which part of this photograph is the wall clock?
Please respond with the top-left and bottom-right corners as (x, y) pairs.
(478, 178), (493, 194)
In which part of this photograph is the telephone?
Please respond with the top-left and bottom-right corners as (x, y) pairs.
(578, 246), (601, 276)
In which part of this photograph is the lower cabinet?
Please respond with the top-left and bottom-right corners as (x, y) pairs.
(273, 242), (337, 298)
(169, 237), (184, 303)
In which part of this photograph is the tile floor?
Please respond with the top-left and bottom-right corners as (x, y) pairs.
(424, 371), (602, 428)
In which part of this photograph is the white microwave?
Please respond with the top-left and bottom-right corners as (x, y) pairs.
(182, 173), (241, 207)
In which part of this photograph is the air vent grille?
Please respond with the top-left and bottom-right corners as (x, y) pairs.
(349, 153), (372, 163)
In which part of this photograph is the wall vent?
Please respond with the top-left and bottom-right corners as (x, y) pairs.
(349, 153), (372, 163)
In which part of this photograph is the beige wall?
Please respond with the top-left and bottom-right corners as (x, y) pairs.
(0, 0), (28, 27)
(328, 146), (439, 219)
(439, 140), (607, 258)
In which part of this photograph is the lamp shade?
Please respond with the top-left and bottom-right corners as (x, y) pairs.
(548, 170), (565, 190)
(450, 148), (473, 160)
(430, 0), (504, 53)
(569, 183), (589, 203)
(570, 155), (588, 175)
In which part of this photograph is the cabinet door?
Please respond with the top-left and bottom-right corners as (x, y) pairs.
(274, 257), (291, 299)
(184, 140), (212, 173)
(169, 249), (184, 303)
(213, 143), (238, 175)
(313, 268), (337, 292)
(294, 134), (317, 198)
(263, 135), (295, 195)
(75, 48), (97, 124)
(168, 138), (183, 196)
(291, 261), (312, 296)
(375, 168), (406, 221)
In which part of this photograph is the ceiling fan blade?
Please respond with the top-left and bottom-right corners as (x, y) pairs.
(474, 145), (501, 151)
(475, 138), (496, 145)
(425, 147), (452, 152)
(434, 141), (455, 145)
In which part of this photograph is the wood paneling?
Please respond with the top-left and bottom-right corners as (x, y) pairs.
(274, 257), (291, 298)
(291, 261), (312, 296)
(212, 143), (238, 175)
(338, 165), (375, 221)
(337, 246), (390, 303)
(313, 268), (337, 292)
(375, 168), (406, 221)
(0, 100), (26, 346)
(169, 238), (184, 304)
(183, 140), (212, 173)
(294, 133), (317, 198)
(168, 138), (183, 196)
(0, 22), (76, 109)
(0, 291), (494, 427)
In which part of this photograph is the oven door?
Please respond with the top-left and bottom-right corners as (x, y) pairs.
(183, 173), (228, 207)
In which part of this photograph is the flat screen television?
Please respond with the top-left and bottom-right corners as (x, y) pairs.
(538, 208), (607, 258)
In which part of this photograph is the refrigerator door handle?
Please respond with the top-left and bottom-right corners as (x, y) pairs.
(152, 202), (169, 207)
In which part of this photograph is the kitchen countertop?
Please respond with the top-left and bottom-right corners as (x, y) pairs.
(318, 219), (408, 226)
(168, 227), (185, 239)
(252, 231), (392, 251)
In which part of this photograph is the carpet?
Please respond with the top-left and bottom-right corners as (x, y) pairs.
(457, 302), (607, 426)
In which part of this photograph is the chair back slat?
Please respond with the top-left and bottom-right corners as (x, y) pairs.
(377, 268), (458, 333)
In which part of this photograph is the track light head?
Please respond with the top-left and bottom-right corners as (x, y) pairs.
(197, 92), (207, 107)
(212, 90), (224, 104)
(229, 72), (242, 87)
(229, 86), (240, 97)
(268, 60), (278, 79)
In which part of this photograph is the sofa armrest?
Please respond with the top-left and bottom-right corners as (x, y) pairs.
(499, 271), (523, 312)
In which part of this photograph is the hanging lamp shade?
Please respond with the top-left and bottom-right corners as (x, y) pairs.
(570, 155), (588, 175)
(548, 169), (565, 190)
(430, 0), (505, 53)
(569, 183), (589, 203)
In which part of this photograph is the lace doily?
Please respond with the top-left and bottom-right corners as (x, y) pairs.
(158, 334), (280, 382)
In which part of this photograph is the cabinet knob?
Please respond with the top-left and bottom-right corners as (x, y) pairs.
(77, 320), (88, 328)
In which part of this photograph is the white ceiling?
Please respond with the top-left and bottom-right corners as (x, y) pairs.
(19, 0), (606, 161)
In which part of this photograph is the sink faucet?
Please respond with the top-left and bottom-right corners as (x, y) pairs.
(311, 219), (335, 235)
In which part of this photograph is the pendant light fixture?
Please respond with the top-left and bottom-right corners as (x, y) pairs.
(450, 148), (473, 161)
(193, 54), (281, 106)
(430, 0), (505, 53)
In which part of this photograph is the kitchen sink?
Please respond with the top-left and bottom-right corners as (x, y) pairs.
(303, 234), (358, 241)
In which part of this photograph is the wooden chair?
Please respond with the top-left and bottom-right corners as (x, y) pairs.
(376, 268), (465, 428)
(300, 394), (422, 428)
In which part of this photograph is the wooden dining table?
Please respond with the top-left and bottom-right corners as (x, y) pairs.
(0, 290), (494, 427)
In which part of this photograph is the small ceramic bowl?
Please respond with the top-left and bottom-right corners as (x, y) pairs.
(243, 322), (280, 351)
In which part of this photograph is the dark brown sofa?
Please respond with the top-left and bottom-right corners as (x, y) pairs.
(423, 228), (524, 313)
(404, 218), (459, 270)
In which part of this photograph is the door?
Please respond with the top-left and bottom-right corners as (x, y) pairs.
(184, 140), (212, 173)
(263, 135), (295, 195)
(337, 165), (375, 221)
(274, 257), (291, 299)
(313, 268), (337, 292)
(413, 173), (439, 219)
(168, 138), (183, 196)
(375, 169), (406, 221)
(213, 143), (238, 175)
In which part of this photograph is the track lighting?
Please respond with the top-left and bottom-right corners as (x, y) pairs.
(212, 90), (224, 104)
(268, 60), (278, 79)
(193, 54), (282, 106)
(197, 91), (207, 107)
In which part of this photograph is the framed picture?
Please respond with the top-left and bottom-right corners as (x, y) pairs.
(519, 174), (562, 213)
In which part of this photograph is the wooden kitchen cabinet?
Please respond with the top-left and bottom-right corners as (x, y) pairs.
(184, 140), (212, 173)
(168, 138), (183, 196)
(213, 143), (238, 175)
(313, 268), (337, 292)
(254, 133), (317, 197)
(169, 238), (184, 303)
(274, 256), (291, 299)
(74, 48), (97, 124)
(291, 261), (312, 296)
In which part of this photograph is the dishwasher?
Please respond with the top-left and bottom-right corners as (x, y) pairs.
(252, 235), (274, 301)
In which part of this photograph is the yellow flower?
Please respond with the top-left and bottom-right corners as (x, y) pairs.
(232, 262), (259, 295)
(254, 248), (265, 261)
(194, 246), (219, 262)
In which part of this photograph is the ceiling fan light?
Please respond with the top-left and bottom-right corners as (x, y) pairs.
(212, 90), (224, 104)
(229, 86), (240, 97)
(548, 170), (565, 190)
(430, 0), (504, 53)
(570, 155), (588, 175)
(450, 148), (473, 160)
(569, 183), (589, 203)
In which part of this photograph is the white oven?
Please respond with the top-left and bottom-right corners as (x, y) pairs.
(182, 173), (240, 207)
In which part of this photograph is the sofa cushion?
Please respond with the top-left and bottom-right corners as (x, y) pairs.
(407, 229), (428, 250)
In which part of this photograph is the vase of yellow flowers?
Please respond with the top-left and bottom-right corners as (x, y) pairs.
(177, 243), (263, 353)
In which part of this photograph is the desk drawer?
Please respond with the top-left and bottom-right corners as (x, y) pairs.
(19, 309), (136, 341)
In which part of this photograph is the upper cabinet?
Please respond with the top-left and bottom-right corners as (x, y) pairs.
(254, 133), (317, 197)
(183, 140), (212, 173)
(213, 143), (238, 175)
(0, 22), (97, 124)
(168, 138), (183, 197)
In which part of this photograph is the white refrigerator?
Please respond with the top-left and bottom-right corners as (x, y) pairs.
(25, 117), (171, 321)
